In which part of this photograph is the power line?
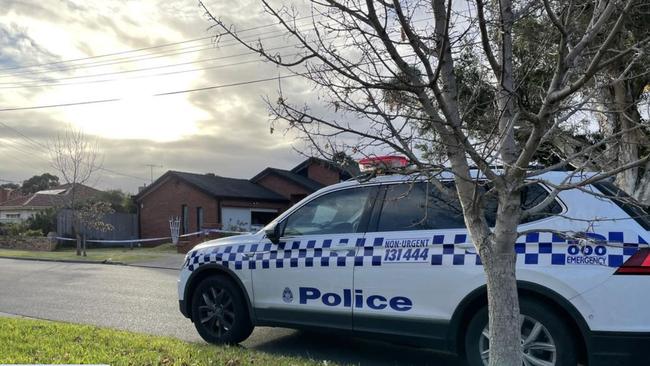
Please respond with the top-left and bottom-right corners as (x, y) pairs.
(0, 14), (317, 73)
(0, 56), (265, 89)
(0, 51), (422, 111)
(0, 121), (149, 182)
(0, 42), (313, 86)
(0, 74), (301, 112)
(0, 16), (430, 80)
(0, 28), (308, 80)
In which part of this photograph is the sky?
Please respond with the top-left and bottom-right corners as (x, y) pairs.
(0, 0), (317, 193)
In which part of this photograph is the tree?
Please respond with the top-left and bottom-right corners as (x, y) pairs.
(49, 126), (102, 256)
(97, 190), (137, 213)
(204, 1), (649, 364)
(508, 1), (650, 204)
(20, 173), (59, 195)
(0, 182), (20, 190)
(77, 201), (114, 253)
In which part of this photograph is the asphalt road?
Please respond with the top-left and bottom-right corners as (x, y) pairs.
(0, 258), (460, 365)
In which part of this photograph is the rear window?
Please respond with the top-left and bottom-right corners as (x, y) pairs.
(375, 181), (563, 232)
(593, 181), (650, 230)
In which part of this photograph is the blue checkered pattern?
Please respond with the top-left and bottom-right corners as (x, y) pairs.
(187, 231), (647, 271)
(187, 238), (359, 271)
(426, 231), (643, 267)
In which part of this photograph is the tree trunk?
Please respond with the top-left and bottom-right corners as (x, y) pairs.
(82, 232), (87, 257)
(475, 190), (522, 366)
(482, 249), (521, 366)
(75, 233), (81, 256)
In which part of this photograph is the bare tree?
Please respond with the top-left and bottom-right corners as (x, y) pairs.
(49, 126), (103, 256)
(203, 1), (649, 364)
(77, 201), (114, 254)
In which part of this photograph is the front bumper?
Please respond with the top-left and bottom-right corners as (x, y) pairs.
(588, 331), (650, 366)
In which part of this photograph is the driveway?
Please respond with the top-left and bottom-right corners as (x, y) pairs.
(0, 258), (460, 365)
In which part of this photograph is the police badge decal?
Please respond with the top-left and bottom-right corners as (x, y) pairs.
(282, 287), (293, 303)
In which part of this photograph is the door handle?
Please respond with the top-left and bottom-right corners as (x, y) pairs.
(243, 252), (269, 258)
(456, 244), (476, 253)
(331, 248), (356, 256)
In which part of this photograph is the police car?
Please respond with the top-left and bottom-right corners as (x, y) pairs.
(178, 158), (650, 366)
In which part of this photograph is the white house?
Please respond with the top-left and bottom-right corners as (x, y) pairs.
(0, 184), (101, 224)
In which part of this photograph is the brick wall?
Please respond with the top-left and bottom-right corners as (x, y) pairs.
(255, 174), (311, 200)
(137, 177), (290, 241)
(307, 163), (340, 185)
(0, 236), (57, 251)
(138, 177), (218, 239)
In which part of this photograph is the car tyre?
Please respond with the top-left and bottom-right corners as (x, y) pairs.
(465, 298), (578, 366)
(191, 275), (253, 344)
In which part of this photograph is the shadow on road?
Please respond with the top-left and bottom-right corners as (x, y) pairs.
(244, 328), (463, 366)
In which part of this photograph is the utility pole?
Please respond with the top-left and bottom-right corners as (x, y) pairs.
(144, 164), (163, 183)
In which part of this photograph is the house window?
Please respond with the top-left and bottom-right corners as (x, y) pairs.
(196, 207), (204, 231)
(6, 213), (20, 219)
(181, 205), (189, 234)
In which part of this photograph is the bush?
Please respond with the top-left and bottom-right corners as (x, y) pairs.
(0, 222), (45, 237)
(5, 223), (28, 236)
(27, 209), (57, 236)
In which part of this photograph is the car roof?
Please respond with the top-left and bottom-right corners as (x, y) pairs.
(314, 170), (597, 195)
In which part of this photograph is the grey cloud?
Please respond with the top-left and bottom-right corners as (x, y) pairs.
(0, 0), (327, 193)
(0, 103), (303, 193)
(0, 23), (61, 70)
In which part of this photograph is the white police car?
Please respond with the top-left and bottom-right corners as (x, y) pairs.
(178, 163), (650, 366)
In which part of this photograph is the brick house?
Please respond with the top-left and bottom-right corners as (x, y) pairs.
(135, 171), (288, 240)
(251, 157), (356, 203)
(291, 157), (355, 185)
(134, 157), (357, 245)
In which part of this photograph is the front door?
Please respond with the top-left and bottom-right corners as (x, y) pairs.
(252, 186), (378, 330)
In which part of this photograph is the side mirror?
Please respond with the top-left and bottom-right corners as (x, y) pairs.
(265, 221), (282, 244)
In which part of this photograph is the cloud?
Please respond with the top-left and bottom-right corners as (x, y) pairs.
(0, 0), (318, 193)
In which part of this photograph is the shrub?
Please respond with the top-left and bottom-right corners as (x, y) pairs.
(0, 222), (45, 237)
(20, 229), (44, 237)
(27, 209), (57, 235)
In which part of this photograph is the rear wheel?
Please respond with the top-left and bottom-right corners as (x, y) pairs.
(191, 275), (253, 344)
(465, 298), (577, 366)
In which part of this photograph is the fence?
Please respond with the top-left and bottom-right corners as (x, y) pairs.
(57, 209), (138, 241)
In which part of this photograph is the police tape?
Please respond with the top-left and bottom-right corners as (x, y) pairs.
(53, 229), (247, 245)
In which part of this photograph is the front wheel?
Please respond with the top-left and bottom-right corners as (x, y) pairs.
(465, 298), (578, 366)
(191, 275), (253, 344)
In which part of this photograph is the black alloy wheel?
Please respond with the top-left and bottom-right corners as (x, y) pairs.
(191, 275), (253, 344)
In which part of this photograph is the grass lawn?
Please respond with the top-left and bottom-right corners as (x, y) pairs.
(0, 243), (179, 264)
(0, 317), (334, 366)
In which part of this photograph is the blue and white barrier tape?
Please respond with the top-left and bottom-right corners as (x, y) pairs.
(54, 228), (247, 245)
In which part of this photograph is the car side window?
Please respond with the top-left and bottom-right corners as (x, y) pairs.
(519, 183), (563, 224)
(282, 187), (374, 236)
(376, 181), (563, 231)
(376, 182), (465, 231)
(484, 183), (563, 225)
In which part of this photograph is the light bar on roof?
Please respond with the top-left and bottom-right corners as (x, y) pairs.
(358, 155), (410, 172)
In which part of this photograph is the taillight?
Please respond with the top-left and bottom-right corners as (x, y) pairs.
(615, 248), (650, 275)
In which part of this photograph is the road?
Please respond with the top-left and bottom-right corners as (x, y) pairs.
(0, 258), (460, 365)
